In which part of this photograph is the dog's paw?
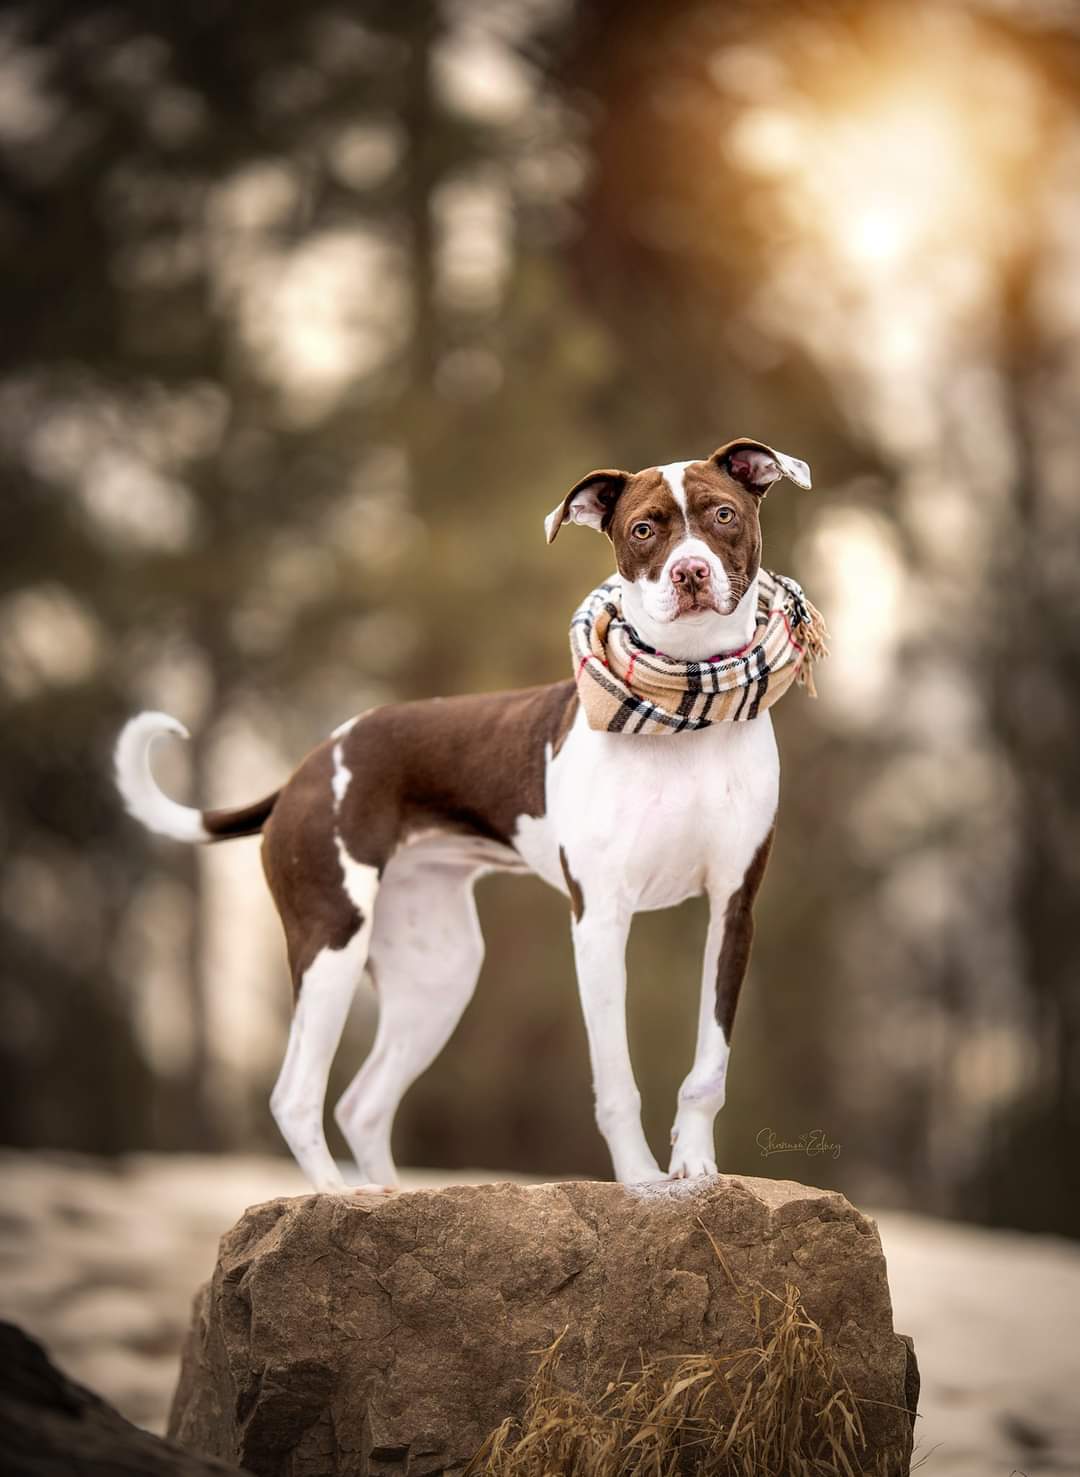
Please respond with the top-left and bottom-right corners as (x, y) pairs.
(316, 1180), (397, 1198)
(617, 1161), (667, 1185)
(667, 1154), (719, 1180)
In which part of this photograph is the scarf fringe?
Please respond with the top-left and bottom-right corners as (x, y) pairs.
(792, 598), (829, 699)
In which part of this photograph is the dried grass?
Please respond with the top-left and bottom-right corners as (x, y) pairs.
(466, 1231), (906, 1477)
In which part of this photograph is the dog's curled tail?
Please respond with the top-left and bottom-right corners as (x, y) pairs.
(114, 711), (279, 844)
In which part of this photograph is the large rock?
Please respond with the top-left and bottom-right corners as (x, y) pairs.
(169, 1177), (918, 1476)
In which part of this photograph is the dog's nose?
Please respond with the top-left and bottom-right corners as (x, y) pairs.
(670, 557), (711, 588)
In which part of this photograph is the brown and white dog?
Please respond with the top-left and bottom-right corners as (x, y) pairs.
(115, 438), (811, 1193)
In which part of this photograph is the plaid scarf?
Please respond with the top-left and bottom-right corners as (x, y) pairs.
(571, 571), (828, 735)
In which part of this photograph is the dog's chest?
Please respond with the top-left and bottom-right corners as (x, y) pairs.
(513, 707), (779, 909)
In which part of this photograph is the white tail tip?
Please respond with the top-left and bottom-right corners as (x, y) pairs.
(114, 711), (208, 844)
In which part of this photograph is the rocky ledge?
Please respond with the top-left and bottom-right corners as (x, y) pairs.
(169, 1175), (918, 1476)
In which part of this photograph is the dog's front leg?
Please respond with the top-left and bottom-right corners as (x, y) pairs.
(668, 906), (731, 1179)
(572, 906), (663, 1184)
(669, 831), (772, 1178)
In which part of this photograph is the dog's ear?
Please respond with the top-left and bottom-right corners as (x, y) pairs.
(545, 469), (630, 544)
(710, 438), (812, 496)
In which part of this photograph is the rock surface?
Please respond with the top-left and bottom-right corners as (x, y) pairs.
(0, 1320), (247, 1475)
(169, 1176), (916, 1476)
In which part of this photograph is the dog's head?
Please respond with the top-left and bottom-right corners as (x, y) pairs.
(546, 438), (811, 657)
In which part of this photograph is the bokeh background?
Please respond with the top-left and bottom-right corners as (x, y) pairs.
(2, 0), (1079, 1246)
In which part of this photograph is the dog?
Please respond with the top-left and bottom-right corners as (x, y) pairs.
(115, 437), (814, 1193)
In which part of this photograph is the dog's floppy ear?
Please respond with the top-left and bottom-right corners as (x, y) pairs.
(711, 438), (812, 496)
(545, 469), (630, 544)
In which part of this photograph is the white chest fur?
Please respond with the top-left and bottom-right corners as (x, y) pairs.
(513, 705), (779, 910)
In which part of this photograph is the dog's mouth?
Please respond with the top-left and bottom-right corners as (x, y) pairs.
(671, 591), (726, 618)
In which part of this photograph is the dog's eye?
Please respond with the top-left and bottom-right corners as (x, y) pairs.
(716, 505), (736, 525)
(630, 522), (653, 540)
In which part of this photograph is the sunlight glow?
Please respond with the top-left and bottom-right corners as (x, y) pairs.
(726, 14), (1047, 465)
(799, 93), (989, 278)
(846, 200), (913, 269)
(728, 12), (1044, 303)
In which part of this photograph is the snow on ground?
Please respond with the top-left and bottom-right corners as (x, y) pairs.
(0, 1151), (1077, 1475)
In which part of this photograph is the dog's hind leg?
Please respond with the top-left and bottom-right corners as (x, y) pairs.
(334, 854), (484, 1187)
(270, 860), (382, 1195)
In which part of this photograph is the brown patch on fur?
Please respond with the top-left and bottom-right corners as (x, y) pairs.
(606, 468), (686, 583)
(260, 742), (363, 990)
(333, 679), (578, 856)
(559, 845), (585, 922)
(683, 460), (763, 611)
(715, 824), (775, 1036)
(260, 681), (579, 990)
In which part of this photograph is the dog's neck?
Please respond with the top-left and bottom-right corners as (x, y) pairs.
(620, 573), (760, 661)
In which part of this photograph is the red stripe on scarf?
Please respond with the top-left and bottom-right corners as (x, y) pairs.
(777, 608), (805, 656)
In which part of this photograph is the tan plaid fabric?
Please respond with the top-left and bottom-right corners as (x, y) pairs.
(571, 570), (827, 734)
